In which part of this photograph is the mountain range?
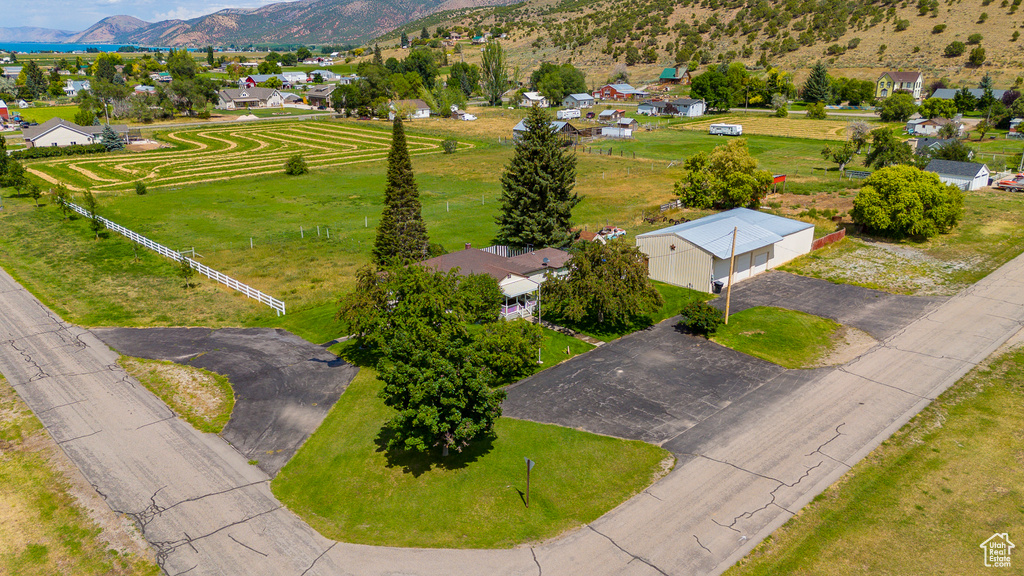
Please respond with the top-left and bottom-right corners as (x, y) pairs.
(1, 0), (516, 47)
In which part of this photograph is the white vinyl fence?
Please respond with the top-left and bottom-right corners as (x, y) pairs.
(63, 200), (286, 315)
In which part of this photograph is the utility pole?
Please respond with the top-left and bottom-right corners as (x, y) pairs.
(724, 227), (738, 325)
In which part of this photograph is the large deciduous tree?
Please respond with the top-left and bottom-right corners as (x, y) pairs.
(480, 40), (510, 106)
(863, 127), (914, 169)
(876, 93), (918, 122)
(496, 106), (579, 248)
(543, 239), (663, 326)
(675, 138), (773, 209)
(689, 69), (731, 112)
(373, 117), (430, 264)
(852, 165), (964, 239)
(918, 97), (958, 119)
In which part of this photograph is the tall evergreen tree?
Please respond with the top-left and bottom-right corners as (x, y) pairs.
(373, 117), (430, 264)
(373, 44), (384, 68)
(496, 106), (580, 248)
(802, 61), (832, 103)
(100, 125), (124, 151)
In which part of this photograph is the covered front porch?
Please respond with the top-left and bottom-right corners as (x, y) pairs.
(500, 276), (540, 320)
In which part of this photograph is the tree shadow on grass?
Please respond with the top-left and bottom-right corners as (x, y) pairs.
(331, 338), (382, 368)
(373, 424), (496, 478)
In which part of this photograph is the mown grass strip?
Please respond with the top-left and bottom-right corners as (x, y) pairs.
(118, 356), (235, 434)
(712, 306), (839, 369)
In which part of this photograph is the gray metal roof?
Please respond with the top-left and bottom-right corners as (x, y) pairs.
(636, 208), (812, 259)
(925, 159), (988, 178)
(931, 88), (1007, 100)
(565, 93), (594, 101)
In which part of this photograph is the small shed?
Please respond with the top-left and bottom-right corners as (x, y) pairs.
(925, 159), (989, 191)
(635, 208), (814, 292)
(512, 119), (579, 143)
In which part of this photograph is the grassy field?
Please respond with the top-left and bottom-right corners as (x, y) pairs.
(0, 376), (159, 576)
(727, 343), (1024, 576)
(781, 188), (1024, 295)
(27, 120), (451, 192)
(13, 105), (79, 124)
(712, 307), (840, 369)
(271, 368), (671, 548)
(118, 357), (234, 434)
(674, 115), (856, 141)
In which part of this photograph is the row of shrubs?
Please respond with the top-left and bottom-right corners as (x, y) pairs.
(11, 144), (107, 160)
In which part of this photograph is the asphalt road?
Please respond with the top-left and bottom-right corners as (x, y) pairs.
(3, 252), (1024, 575)
(90, 327), (358, 476)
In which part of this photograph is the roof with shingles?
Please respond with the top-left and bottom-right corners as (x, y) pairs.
(925, 159), (988, 178)
(879, 71), (922, 84)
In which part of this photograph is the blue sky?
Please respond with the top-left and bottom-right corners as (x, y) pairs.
(12, 0), (283, 32)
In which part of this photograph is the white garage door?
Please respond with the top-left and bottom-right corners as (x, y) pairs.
(751, 250), (769, 277)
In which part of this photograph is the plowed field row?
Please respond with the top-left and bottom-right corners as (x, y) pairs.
(27, 121), (447, 191)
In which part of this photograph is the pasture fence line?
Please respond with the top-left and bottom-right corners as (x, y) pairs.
(61, 200), (286, 316)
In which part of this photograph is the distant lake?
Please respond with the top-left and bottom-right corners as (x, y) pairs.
(0, 42), (172, 53)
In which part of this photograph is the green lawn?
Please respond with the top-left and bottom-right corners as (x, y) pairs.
(271, 368), (671, 548)
(0, 376), (159, 576)
(727, 345), (1024, 576)
(711, 306), (840, 369)
(14, 105), (79, 124)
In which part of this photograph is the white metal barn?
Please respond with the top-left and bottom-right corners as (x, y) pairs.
(924, 159), (989, 191)
(635, 208), (814, 292)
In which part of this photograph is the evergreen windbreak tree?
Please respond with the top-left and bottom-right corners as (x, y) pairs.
(100, 125), (124, 151)
(373, 117), (430, 265)
(496, 107), (580, 249)
(802, 61), (832, 103)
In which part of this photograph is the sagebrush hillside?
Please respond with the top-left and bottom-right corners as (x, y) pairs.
(382, 0), (1024, 86)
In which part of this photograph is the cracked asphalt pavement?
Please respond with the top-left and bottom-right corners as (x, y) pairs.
(90, 327), (358, 476)
(2, 252), (1024, 575)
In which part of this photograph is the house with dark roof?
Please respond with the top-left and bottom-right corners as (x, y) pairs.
(875, 71), (923, 100)
(671, 98), (706, 117)
(925, 159), (989, 190)
(637, 100), (674, 117)
(216, 87), (284, 110)
(22, 118), (128, 149)
(420, 246), (571, 319)
(636, 208), (814, 292)
(305, 85), (336, 108)
(912, 137), (968, 158)
(512, 119), (579, 143)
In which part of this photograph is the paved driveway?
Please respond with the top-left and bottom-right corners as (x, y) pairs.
(713, 271), (945, 339)
(92, 327), (358, 476)
(505, 272), (943, 451)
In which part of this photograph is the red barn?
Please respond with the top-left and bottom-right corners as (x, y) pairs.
(0, 100), (8, 121)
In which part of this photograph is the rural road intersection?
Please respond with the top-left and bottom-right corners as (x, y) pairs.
(2, 251), (1024, 575)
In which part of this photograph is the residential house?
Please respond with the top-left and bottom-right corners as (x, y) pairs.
(520, 91), (549, 108)
(636, 208), (814, 292)
(913, 117), (963, 137)
(280, 92), (303, 104)
(63, 79), (91, 97)
(281, 71), (308, 85)
(420, 245), (571, 319)
(658, 65), (692, 85)
(597, 109), (625, 122)
(671, 98), (706, 117)
(310, 69), (341, 82)
(216, 87), (284, 110)
(149, 71), (172, 83)
(241, 74), (289, 88)
(875, 71), (923, 100)
(912, 138), (968, 158)
(21, 118), (128, 148)
(562, 93), (595, 108)
(2, 66), (22, 79)
(512, 119), (579, 144)
(337, 74), (362, 85)
(472, 35), (488, 44)
(593, 83), (649, 101)
(925, 159), (989, 190)
(637, 100), (673, 116)
(389, 99), (431, 120)
(930, 87), (1008, 101)
(305, 85), (336, 108)
(134, 85), (156, 95)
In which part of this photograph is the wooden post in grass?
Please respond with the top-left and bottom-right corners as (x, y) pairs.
(725, 227), (738, 325)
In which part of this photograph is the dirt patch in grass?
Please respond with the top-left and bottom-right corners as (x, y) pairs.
(118, 356), (234, 434)
(814, 325), (877, 367)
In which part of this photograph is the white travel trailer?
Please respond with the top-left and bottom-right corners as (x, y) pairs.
(556, 108), (581, 120)
(709, 123), (743, 136)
